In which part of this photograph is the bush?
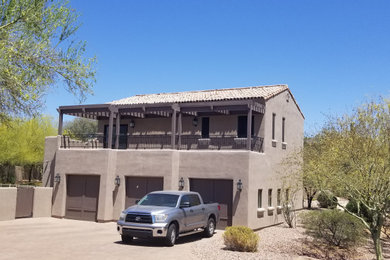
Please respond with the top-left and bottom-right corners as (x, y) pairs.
(302, 210), (366, 249)
(223, 226), (259, 252)
(317, 191), (338, 209)
(345, 199), (371, 220)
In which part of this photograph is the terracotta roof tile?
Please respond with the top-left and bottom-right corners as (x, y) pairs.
(110, 84), (288, 105)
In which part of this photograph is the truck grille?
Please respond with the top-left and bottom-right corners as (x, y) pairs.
(125, 213), (153, 224)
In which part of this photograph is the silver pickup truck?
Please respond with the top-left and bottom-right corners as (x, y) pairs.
(117, 190), (220, 246)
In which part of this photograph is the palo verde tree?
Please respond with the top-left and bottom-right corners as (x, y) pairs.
(0, 116), (56, 182)
(0, 0), (96, 122)
(320, 98), (390, 260)
(281, 135), (327, 210)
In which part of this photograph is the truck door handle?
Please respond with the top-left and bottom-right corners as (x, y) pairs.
(190, 209), (194, 213)
(202, 208), (205, 211)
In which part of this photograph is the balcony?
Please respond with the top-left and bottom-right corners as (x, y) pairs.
(60, 134), (264, 153)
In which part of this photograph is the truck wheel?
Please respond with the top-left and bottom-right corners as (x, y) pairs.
(164, 224), (177, 246)
(203, 218), (215, 238)
(121, 235), (133, 244)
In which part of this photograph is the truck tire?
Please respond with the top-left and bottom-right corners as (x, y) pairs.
(121, 235), (133, 244)
(203, 218), (215, 238)
(164, 224), (177, 246)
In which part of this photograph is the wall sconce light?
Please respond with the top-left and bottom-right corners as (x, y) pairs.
(115, 175), (121, 186)
(192, 117), (198, 127)
(178, 177), (185, 190)
(54, 173), (61, 184)
(237, 179), (243, 192)
(129, 119), (135, 128)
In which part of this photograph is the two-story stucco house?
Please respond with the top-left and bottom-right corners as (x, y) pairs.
(43, 84), (304, 229)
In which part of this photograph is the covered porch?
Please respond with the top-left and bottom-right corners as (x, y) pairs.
(57, 99), (265, 153)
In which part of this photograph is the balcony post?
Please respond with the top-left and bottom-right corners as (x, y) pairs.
(171, 108), (177, 149)
(115, 112), (120, 149)
(57, 109), (63, 135)
(108, 110), (114, 149)
(247, 107), (252, 150)
(178, 112), (182, 150)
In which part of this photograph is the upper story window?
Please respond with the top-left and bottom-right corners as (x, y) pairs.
(201, 117), (209, 138)
(282, 117), (286, 143)
(277, 189), (281, 206)
(237, 116), (254, 138)
(272, 113), (276, 140)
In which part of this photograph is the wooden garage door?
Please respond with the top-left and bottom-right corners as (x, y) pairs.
(125, 177), (164, 208)
(190, 178), (233, 229)
(66, 175), (100, 221)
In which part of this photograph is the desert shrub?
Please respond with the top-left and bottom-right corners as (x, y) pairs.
(317, 191), (338, 209)
(223, 226), (259, 252)
(345, 199), (372, 221)
(302, 210), (366, 249)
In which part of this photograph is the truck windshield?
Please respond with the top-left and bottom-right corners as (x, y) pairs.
(138, 194), (179, 207)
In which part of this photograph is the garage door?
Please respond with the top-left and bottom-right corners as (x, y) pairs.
(125, 177), (164, 208)
(66, 175), (100, 221)
(190, 178), (233, 229)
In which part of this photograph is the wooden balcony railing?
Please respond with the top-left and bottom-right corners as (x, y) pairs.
(60, 134), (264, 152)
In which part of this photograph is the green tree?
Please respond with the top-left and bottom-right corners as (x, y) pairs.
(320, 98), (390, 260)
(0, 0), (96, 122)
(63, 117), (98, 141)
(0, 116), (56, 182)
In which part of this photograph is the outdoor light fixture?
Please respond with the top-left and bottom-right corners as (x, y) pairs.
(129, 119), (135, 128)
(115, 176), (120, 186)
(54, 173), (61, 184)
(178, 177), (185, 190)
(192, 117), (198, 127)
(237, 179), (243, 192)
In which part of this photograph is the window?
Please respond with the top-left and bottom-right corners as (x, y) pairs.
(282, 117), (285, 142)
(201, 117), (209, 138)
(237, 116), (255, 138)
(268, 189), (272, 207)
(285, 189), (290, 202)
(189, 194), (201, 206)
(277, 189), (281, 206)
(272, 113), (276, 140)
(257, 189), (262, 208)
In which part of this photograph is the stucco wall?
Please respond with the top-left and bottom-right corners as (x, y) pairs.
(247, 90), (304, 229)
(0, 188), (17, 221)
(33, 187), (53, 218)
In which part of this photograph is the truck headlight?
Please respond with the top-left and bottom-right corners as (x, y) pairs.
(153, 214), (168, 223)
(119, 212), (126, 221)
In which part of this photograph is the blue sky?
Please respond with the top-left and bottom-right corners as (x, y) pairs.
(45, 0), (390, 134)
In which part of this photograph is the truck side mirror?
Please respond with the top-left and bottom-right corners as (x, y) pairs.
(180, 201), (190, 208)
(135, 199), (140, 204)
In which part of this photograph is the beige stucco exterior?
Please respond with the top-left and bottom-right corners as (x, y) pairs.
(0, 188), (17, 221)
(45, 89), (304, 229)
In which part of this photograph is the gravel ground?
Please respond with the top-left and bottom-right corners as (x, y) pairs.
(191, 210), (382, 260)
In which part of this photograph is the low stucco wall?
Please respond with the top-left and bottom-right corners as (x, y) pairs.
(0, 187), (53, 221)
(0, 188), (17, 221)
(33, 187), (53, 218)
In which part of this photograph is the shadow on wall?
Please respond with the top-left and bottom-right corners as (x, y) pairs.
(43, 154), (56, 187)
(113, 185), (118, 205)
(232, 190), (240, 216)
